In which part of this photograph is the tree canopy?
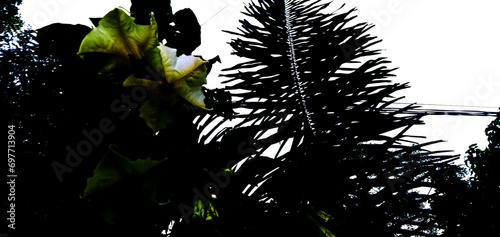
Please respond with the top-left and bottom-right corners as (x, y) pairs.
(1, 0), (23, 33)
(1, 0), (499, 236)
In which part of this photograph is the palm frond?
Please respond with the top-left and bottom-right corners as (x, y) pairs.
(193, 0), (459, 236)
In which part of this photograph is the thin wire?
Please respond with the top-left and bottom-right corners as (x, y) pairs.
(393, 102), (499, 109)
(381, 108), (498, 117)
(201, 4), (229, 26)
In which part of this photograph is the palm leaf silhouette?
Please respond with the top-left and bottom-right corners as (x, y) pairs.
(191, 0), (459, 236)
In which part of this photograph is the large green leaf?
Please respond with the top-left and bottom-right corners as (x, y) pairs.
(77, 8), (210, 132)
(122, 45), (209, 131)
(77, 8), (159, 61)
(126, 44), (209, 110)
(157, 44), (208, 109)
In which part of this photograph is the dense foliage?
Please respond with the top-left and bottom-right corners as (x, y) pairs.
(462, 114), (500, 235)
(0, 0), (23, 33)
(1, 0), (499, 236)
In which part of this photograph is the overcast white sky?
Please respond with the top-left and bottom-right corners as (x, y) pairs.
(19, 0), (500, 163)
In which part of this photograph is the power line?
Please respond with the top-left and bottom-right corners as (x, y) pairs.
(393, 102), (499, 110)
(201, 4), (229, 26)
(382, 102), (499, 117)
(381, 108), (499, 117)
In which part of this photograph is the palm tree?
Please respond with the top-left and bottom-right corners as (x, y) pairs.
(190, 0), (460, 236)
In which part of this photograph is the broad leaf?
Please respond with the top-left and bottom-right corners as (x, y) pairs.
(77, 8), (209, 132)
(77, 8), (159, 62)
(84, 145), (166, 197)
(122, 45), (209, 131)
(157, 44), (208, 109)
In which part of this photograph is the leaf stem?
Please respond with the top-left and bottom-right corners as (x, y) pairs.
(283, 0), (316, 138)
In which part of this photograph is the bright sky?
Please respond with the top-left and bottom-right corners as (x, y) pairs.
(19, 0), (500, 163)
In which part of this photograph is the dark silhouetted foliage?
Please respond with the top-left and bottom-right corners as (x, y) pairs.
(462, 112), (500, 236)
(0, 0), (23, 33)
(130, 0), (201, 55)
(3, 0), (497, 236)
(189, 0), (461, 236)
